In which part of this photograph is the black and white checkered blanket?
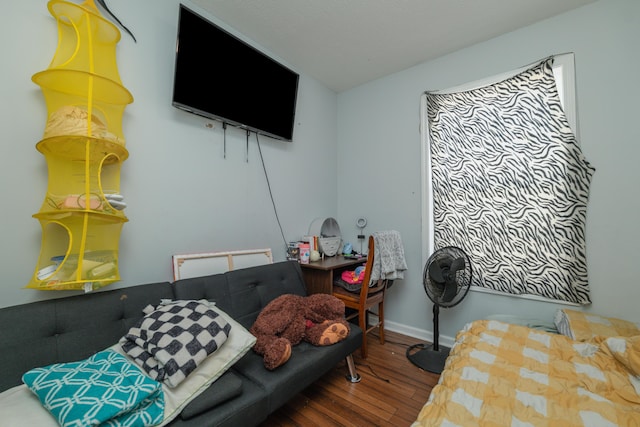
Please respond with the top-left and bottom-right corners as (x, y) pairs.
(120, 300), (231, 388)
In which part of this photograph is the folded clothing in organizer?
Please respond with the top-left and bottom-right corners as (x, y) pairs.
(334, 266), (367, 293)
(334, 278), (363, 293)
(120, 300), (232, 388)
(342, 266), (366, 285)
(22, 349), (164, 427)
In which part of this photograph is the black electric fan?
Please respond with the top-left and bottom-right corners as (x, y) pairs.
(407, 246), (472, 373)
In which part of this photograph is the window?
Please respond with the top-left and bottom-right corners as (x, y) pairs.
(420, 54), (594, 304)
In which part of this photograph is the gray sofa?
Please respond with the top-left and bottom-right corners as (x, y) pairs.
(0, 260), (363, 426)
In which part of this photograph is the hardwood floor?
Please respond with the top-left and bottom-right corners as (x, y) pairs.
(260, 330), (441, 427)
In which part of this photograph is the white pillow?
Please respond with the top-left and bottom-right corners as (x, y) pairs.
(554, 308), (640, 341)
(152, 302), (256, 424)
(0, 385), (59, 426)
(0, 302), (256, 427)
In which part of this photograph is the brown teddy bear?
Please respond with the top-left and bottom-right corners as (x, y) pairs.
(249, 293), (350, 370)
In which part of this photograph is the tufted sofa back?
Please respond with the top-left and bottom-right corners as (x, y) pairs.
(0, 281), (174, 392)
(172, 260), (307, 329)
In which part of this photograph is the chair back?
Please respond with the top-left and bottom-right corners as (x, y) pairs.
(332, 234), (389, 358)
(356, 236), (388, 303)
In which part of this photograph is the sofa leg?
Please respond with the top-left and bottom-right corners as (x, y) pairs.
(345, 354), (361, 383)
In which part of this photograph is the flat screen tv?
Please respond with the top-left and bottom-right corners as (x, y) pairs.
(172, 4), (299, 141)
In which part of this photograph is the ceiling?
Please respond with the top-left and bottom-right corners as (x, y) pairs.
(192, 0), (596, 93)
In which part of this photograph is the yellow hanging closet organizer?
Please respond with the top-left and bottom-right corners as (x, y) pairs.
(27, 0), (133, 291)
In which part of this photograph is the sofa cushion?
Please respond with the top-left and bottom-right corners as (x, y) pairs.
(232, 328), (363, 412)
(166, 374), (268, 427)
(179, 371), (243, 420)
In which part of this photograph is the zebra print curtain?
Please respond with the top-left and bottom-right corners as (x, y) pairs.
(426, 58), (595, 304)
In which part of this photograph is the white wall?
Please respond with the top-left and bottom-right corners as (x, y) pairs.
(2, 0), (637, 347)
(0, 0), (338, 308)
(337, 0), (640, 345)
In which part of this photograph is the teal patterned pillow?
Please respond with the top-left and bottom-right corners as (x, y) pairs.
(22, 349), (164, 427)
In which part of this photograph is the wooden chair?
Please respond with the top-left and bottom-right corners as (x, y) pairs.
(332, 236), (387, 358)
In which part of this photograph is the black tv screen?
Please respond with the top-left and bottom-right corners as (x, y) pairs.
(172, 5), (299, 141)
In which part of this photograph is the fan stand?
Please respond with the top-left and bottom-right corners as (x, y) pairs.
(406, 303), (450, 374)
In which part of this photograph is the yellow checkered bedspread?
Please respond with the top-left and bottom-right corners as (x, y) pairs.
(412, 320), (640, 426)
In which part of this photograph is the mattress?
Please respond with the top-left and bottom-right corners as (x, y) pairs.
(412, 319), (640, 426)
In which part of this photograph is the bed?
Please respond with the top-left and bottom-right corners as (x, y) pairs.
(412, 310), (640, 426)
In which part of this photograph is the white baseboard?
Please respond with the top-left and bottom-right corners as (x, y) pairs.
(365, 314), (456, 349)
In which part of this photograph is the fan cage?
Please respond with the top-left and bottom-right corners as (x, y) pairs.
(423, 246), (472, 308)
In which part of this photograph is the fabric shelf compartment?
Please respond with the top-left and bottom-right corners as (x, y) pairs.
(27, 0), (132, 292)
(26, 215), (124, 291)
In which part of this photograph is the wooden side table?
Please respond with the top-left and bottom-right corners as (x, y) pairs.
(300, 256), (367, 295)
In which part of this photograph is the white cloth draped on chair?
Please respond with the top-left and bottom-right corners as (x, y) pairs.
(370, 231), (407, 283)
